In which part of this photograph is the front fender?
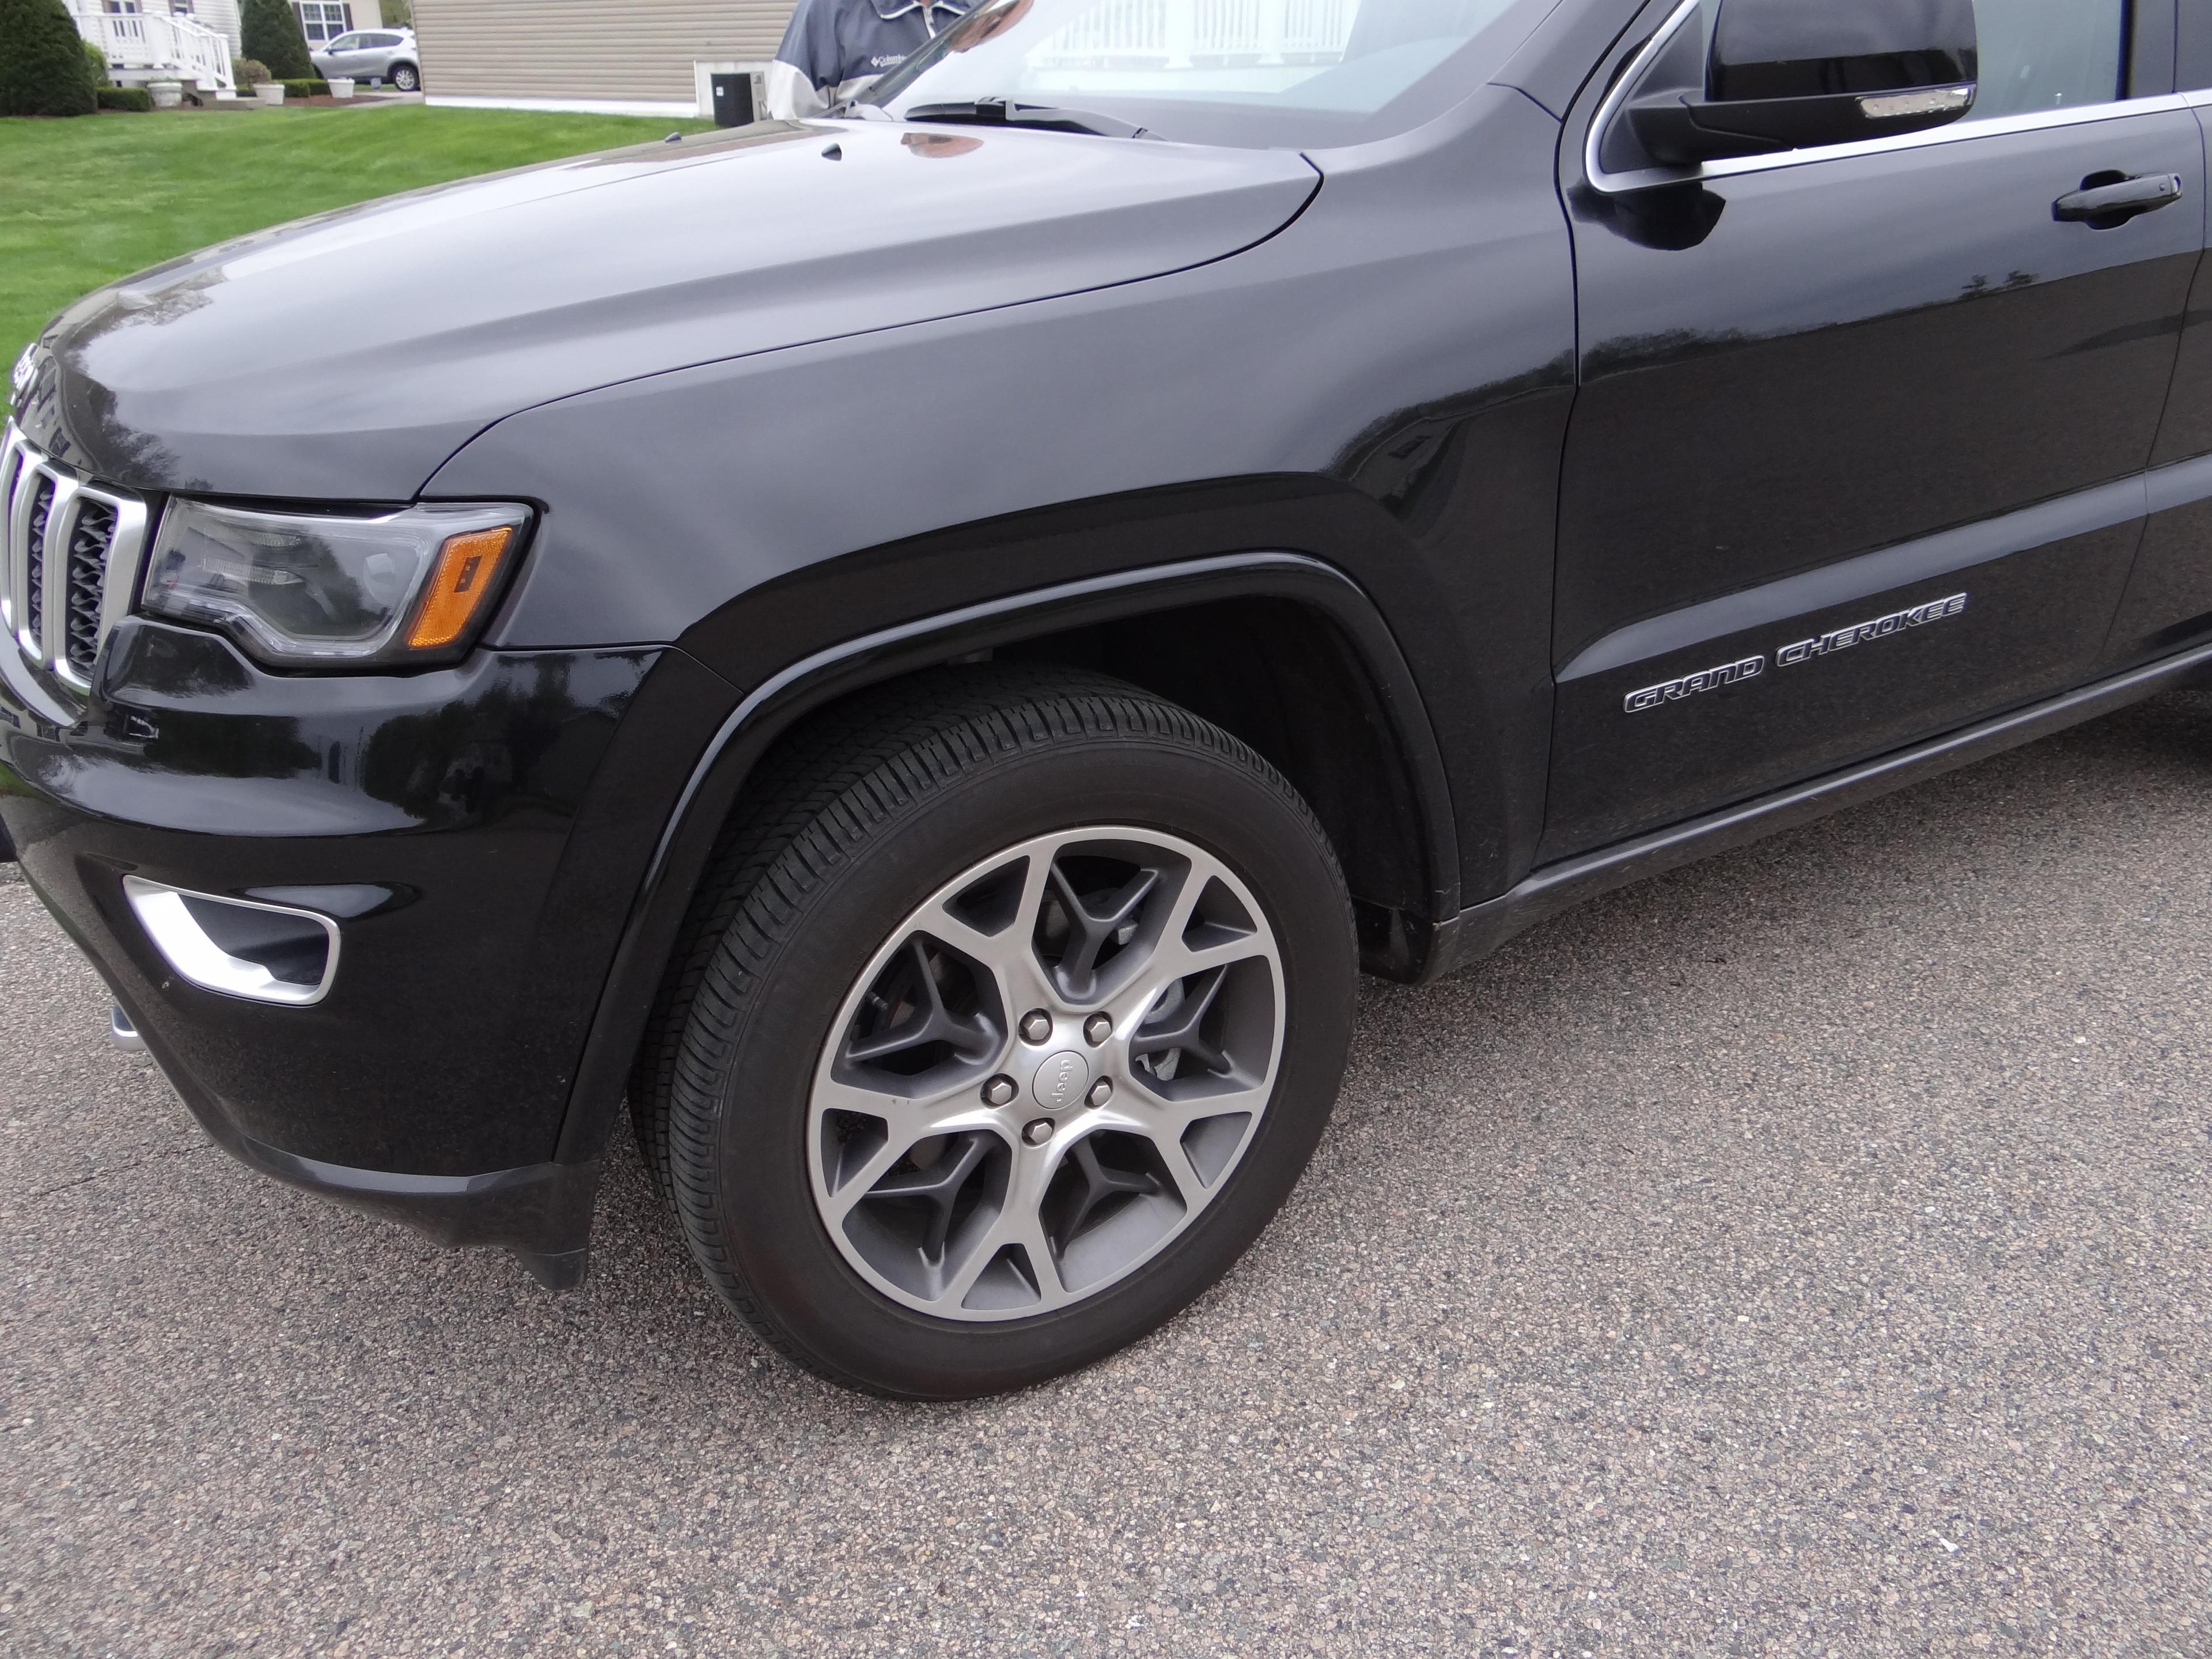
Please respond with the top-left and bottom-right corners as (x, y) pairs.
(546, 551), (1460, 1170)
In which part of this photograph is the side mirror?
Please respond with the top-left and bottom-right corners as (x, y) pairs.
(1630, 0), (1978, 166)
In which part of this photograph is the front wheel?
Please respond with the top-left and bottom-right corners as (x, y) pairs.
(660, 671), (1357, 1397)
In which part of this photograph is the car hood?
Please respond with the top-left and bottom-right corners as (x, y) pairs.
(21, 120), (1319, 499)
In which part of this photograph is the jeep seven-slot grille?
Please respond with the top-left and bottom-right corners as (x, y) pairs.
(24, 474), (51, 642)
(67, 498), (116, 676)
(0, 423), (149, 697)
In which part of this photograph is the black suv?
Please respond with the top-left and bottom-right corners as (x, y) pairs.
(5, 0), (2207, 1397)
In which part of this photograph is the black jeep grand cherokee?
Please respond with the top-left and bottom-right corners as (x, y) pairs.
(6, 0), (2210, 1397)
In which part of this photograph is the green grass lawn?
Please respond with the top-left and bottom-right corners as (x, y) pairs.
(0, 105), (713, 375)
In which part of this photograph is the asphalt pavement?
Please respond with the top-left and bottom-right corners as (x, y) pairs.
(5, 694), (2211, 1658)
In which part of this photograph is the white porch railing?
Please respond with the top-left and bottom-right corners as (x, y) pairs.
(77, 9), (236, 91)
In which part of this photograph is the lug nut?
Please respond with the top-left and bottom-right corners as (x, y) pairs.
(1084, 1013), (1112, 1046)
(1022, 1118), (1055, 1146)
(982, 1075), (1018, 1107)
(1020, 1009), (1052, 1044)
(1086, 1077), (1114, 1108)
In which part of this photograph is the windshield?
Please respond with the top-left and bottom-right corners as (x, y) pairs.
(858, 0), (1556, 149)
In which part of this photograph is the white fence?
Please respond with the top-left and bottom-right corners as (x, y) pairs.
(75, 8), (236, 91)
(1032, 0), (1359, 68)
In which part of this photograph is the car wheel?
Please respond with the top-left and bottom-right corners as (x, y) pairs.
(389, 61), (419, 90)
(657, 667), (1356, 1398)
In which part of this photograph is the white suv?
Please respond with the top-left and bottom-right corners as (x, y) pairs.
(309, 28), (419, 91)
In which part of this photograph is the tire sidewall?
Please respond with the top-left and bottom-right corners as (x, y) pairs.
(687, 731), (1355, 1398)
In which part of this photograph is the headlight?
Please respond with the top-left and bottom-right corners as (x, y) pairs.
(141, 500), (530, 668)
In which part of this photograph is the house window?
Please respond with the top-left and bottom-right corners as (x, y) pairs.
(293, 2), (354, 44)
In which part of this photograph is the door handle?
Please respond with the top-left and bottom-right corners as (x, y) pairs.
(2054, 172), (2186, 228)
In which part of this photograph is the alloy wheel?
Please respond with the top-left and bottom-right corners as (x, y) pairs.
(808, 826), (1285, 1321)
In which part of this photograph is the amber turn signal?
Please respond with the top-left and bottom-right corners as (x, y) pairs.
(407, 526), (516, 651)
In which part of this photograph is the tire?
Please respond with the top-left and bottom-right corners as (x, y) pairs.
(658, 667), (1357, 1398)
(626, 671), (1058, 1202)
(389, 61), (418, 90)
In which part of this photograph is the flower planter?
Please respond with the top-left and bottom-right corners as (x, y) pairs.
(255, 84), (286, 107)
(329, 77), (355, 99)
(147, 81), (183, 109)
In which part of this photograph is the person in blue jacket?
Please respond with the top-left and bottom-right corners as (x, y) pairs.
(767, 0), (976, 119)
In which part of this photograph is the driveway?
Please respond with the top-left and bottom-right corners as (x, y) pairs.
(5, 694), (2209, 1657)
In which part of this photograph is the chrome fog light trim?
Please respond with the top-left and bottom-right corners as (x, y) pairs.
(123, 877), (341, 1007)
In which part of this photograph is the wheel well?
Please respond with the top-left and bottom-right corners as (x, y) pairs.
(995, 598), (1431, 928)
(736, 594), (1443, 974)
(560, 568), (1457, 1166)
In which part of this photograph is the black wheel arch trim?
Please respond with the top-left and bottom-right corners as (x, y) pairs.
(550, 550), (1460, 1169)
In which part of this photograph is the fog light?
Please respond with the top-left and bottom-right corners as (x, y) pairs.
(123, 877), (340, 1006)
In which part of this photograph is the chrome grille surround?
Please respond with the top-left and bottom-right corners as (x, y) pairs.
(0, 423), (150, 697)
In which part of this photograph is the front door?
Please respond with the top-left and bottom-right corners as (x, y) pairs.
(1543, 0), (2200, 859)
(322, 33), (368, 76)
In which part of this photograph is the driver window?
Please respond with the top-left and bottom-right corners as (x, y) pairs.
(1967, 0), (2128, 121)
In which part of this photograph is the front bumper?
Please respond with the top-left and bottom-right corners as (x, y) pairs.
(0, 617), (668, 1286)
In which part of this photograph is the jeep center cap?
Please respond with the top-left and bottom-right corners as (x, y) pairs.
(1032, 1050), (1090, 1112)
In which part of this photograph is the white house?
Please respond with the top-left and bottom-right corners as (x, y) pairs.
(66, 1), (393, 94)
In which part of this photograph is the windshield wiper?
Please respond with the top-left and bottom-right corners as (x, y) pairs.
(902, 99), (1151, 139)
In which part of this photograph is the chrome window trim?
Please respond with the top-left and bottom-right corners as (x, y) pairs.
(122, 876), (343, 1007)
(1585, 0), (2187, 197)
(0, 421), (153, 703)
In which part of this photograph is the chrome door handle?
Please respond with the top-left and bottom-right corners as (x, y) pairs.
(2054, 172), (2186, 227)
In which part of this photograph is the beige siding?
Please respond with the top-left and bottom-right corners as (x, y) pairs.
(414, 0), (794, 103)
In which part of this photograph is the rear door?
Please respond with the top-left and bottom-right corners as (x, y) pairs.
(2109, 1), (2212, 665)
(1543, 0), (2198, 859)
(361, 32), (405, 77)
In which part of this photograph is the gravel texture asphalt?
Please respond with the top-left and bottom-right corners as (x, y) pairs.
(5, 694), (2211, 1658)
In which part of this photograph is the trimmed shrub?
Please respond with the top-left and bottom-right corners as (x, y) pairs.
(0, 0), (100, 118)
(83, 39), (111, 88)
(379, 0), (411, 23)
(278, 78), (328, 99)
(96, 85), (153, 112)
(240, 0), (313, 81)
(234, 58), (271, 89)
